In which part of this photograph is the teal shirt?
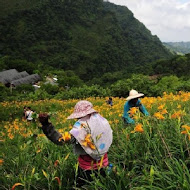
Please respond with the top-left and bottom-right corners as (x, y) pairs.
(123, 99), (149, 124)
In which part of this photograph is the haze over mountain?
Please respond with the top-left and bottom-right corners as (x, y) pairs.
(0, 0), (172, 80)
(163, 42), (190, 55)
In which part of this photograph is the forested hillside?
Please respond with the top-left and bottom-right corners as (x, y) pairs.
(153, 53), (190, 76)
(0, 0), (39, 18)
(0, 0), (172, 80)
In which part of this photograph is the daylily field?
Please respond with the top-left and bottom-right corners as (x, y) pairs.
(1, 92), (190, 190)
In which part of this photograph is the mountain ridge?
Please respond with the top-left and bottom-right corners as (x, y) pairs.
(163, 41), (190, 54)
(0, 0), (172, 80)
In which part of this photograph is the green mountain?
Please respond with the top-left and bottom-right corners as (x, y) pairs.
(0, 0), (172, 80)
(163, 42), (190, 55)
(0, 0), (39, 19)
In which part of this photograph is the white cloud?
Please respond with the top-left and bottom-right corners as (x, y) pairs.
(107, 0), (190, 42)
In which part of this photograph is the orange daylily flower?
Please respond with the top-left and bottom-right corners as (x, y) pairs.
(14, 125), (19, 130)
(54, 177), (61, 185)
(171, 111), (183, 119)
(81, 134), (96, 150)
(158, 104), (165, 110)
(11, 183), (23, 190)
(154, 112), (165, 120)
(54, 160), (60, 167)
(63, 132), (71, 141)
(0, 159), (4, 165)
(8, 133), (14, 139)
(181, 125), (190, 140)
(58, 132), (71, 142)
(182, 125), (190, 131)
(81, 141), (88, 147)
(84, 134), (91, 143)
(161, 109), (168, 115)
(128, 107), (138, 117)
(131, 123), (144, 133)
(88, 143), (96, 150)
(181, 125), (190, 134)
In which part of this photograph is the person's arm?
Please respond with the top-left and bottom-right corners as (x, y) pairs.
(39, 113), (74, 145)
(123, 102), (135, 124)
(138, 101), (149, 116)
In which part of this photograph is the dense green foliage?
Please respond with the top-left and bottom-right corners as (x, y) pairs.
(1, 53), (190, 102)
(0, 0), (172, 80)
(153, 54), (190, 77)
(1, 73), (190, 102)
(0, 0), (39, 18)
(163, 41), (190, 54)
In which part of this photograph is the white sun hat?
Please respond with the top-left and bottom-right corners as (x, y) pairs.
(126, 89), (144, 101)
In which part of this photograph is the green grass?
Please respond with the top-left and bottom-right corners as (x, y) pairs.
(1, 95), (190, 189)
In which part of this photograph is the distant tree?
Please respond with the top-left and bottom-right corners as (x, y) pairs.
(151, 76), (182, 96)
(40, 84), (59, 95)
(0, 83), (10, 101)
(57, 70), (83, 88)
(15, 84), (35, 94)
(111, 74), (155, 97)
(3, 58), (35, 74)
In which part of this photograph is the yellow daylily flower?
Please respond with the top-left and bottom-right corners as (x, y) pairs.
(131, 123), (144, 133)
(154, 112), (165, 120)
(81, 134), (96, 150)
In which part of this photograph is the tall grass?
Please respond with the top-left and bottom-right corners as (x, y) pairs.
(1, 93), (190, 189)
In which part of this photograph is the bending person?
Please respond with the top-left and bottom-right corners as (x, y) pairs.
(123, 89), (149, 124)
(39, 100), (113, 188)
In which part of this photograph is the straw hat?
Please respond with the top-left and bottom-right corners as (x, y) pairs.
(67, 100), (97, 119)
(126, 89), (144, 101)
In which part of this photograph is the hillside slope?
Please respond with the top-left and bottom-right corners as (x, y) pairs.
(0, 0), (172, 80)
(0, 0), (39, 18)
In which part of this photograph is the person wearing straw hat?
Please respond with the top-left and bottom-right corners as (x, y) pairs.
(123, 89), (149, 124)
(38, 100), (113, 188)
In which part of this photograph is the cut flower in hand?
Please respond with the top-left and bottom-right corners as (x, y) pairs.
(81, 134), (96, 150)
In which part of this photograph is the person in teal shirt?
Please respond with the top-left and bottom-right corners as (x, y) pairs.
(123, 89), (149, 124)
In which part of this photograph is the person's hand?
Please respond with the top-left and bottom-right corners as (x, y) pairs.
(38, 113), (49, 125)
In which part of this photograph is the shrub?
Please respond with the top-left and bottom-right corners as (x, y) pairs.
(55, 85), (111, 100)
(40, 84), (59, 95)
(151, 75), (182, 96)
(111, 74), (155, 97)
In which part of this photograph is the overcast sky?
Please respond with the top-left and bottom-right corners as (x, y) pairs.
(108, 0), (190, 42)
